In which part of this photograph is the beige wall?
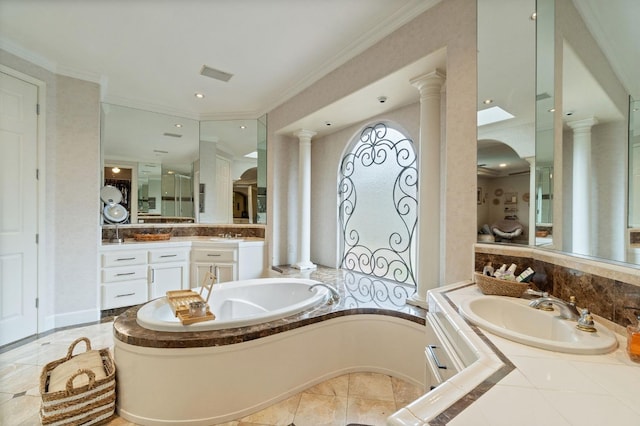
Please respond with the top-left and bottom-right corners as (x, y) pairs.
(0, 49), (101, 328)
(268, 0), (478, 285)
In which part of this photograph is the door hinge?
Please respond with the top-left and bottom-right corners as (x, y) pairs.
(35, 297), (39, 308)
(36, 233), (39, 244)
(36, 103), (40, 115)
(36, 169), (39, 180)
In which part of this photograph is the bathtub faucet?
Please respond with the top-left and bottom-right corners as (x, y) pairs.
(309, 283), (340, 305)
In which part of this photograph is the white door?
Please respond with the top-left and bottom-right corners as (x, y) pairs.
(0, 71), (39, 345)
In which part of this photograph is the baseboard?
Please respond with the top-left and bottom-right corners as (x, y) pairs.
(54, 308), (101, 328)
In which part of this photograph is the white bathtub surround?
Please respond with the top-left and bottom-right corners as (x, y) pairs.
(568, 117), (598, 256)
(293, 129), (317, 270)
(115, 315), (426, 425)
(136, 278), (327, 332)
(407, 70), (446, 308)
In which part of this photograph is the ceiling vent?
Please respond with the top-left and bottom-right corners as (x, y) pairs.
(200, 65), (233, 82)
(163, 132), (182, 138)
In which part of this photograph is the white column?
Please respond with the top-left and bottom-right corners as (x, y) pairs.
(407, 70), (445, 308)
(568, 117), (597, 256)
(293, 129), (317, 270)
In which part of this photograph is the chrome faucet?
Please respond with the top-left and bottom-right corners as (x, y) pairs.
(528, 295), (580, 320)
(309, 283), (340, 305)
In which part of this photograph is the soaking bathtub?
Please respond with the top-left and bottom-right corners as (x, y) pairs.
(136, 277), (328, 332)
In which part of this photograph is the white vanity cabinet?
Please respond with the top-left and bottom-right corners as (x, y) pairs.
(191, 247), (237, 287)
(100, 242), (190, 310)
(148, 247), (190, 299)
(190, 240), (265, 287)
(100, 250), (149, 310)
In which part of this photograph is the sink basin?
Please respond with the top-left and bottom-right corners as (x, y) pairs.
(459, 296), (618, 355)
(209, 237), (244, 242)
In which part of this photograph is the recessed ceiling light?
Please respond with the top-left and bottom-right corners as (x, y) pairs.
(499, 163), (507, 168)
(548, 108), (556, 112)
(483, 99), (493, 105)
(111, 167), (120, 173)
(530, 12), (537, 20)
(565, 111), (574, 116)
(195, 93), (205, 99)
(175, 124), (182, 128)
(325, 121), (332, 126)
(239, 125), (246, 130)
(167, 170), (175, 175)
(244, 151), (258, 159)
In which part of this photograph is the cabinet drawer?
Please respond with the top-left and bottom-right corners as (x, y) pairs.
(192, 249), (236, 263)
(149, 249), (188, 264)
(102, 251), (146, 267)
(102, 265), (148, 283)
(101, 281), (148, 310)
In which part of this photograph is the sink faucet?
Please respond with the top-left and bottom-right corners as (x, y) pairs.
(309, 283), (340, 305)
(528, 295), (580, 320)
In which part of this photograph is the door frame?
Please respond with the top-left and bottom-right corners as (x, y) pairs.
(0, 64), (48, 335)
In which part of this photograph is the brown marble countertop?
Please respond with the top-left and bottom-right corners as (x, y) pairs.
(113, 266), (426, 348)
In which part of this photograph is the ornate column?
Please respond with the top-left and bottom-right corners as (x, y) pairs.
(293, 129), (317, 270)
(568, 117), (597, 256)
(407, 70), (445, 308)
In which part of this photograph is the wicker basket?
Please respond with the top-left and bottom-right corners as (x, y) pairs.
(474, 272), (529, 297)
(40, 337), (116, 425)
(133, 232), (171, 241)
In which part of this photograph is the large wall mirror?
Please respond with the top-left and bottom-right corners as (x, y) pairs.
(478, 0), (640, 267)
(101, 103), (267, 225)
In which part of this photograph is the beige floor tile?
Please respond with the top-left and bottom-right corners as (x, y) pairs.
(239, 393), (300, 425)
(106, 415), (140, 425)
(0, 392), (14, 404)
(0, 363), (39, 394)
(0, 394), (41, 425)
(346, 396), (397, 426)
(304, 374), (349, 397)
(391, 376), (425, 407)
(293, 393), (347, 426)
(348, 372), (395, 401)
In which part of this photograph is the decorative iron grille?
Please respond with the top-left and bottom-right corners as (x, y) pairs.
(338, 123), (417, 286)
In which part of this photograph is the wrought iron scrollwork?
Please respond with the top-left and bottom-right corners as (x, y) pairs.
(338, 123), (417, 286)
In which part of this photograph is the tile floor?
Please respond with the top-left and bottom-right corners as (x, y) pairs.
(0, 321), (424, 426)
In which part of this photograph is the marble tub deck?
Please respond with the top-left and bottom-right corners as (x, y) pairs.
(114, 266), (426, 348)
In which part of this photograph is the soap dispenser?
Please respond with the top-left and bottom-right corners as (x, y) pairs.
(627, 314), (640, 363)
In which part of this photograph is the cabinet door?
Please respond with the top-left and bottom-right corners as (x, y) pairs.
(150, 264), (185, 299)
(191, 262), (236, 288)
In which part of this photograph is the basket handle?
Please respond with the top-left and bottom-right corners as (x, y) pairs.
(65, 369), (96, 393)
(65, 337), (92, 360)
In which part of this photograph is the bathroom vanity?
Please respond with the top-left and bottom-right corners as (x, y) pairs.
(99, 237), (265, 310)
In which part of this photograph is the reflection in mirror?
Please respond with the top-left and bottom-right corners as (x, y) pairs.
(101, 104), (198, 223)
(199, 115), (266, 224)
(559, 0), (628, 262)
(535, 0), (555, 248)
(629, 98), (640, 227)
(101, 104), (267, 225)
(477, 0), (536, 246)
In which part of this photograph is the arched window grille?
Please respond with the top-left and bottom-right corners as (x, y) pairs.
(338, 122), (417, 286)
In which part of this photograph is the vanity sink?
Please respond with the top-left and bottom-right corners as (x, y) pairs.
(459, 296), (618, 355)
(209, 237), (244, 242)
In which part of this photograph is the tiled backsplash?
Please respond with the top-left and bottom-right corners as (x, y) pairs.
(101, 224), (266, 241)
(475, 244), (640, 329)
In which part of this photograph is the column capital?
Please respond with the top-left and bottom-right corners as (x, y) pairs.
(293, 129), (317, 141)
(410, 69), (446, 94)
(567, 117), (598, 132)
